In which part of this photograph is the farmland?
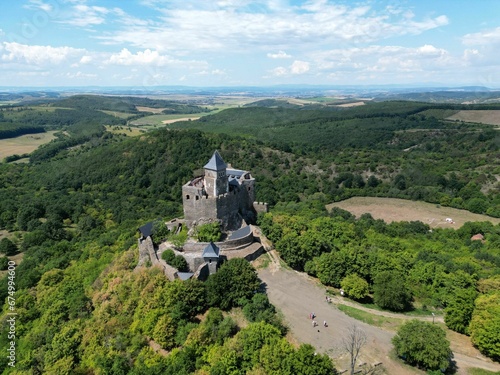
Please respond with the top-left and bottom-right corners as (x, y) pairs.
(0, 131), (58, 161)
(327, 197), (500, 228)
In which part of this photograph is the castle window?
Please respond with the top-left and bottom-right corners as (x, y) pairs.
(248, 187), (251, 191)
(186, 195), (190, 200)
(195, 196), (199, 200)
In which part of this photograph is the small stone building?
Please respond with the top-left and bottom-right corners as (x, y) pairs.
(182, 150), (263, 230)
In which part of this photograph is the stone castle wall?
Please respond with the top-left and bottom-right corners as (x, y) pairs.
(182, 227), (255, 253)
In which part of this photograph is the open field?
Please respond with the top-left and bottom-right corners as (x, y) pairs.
(0, 131), (58, 160)
(327, 197), (500, 228)
(136, 106), (166, 113)
(100, 110), (136, 119)
(447, 110), (500, 126)
(129, 113), (209, 126)
(105, 125), (145, 136)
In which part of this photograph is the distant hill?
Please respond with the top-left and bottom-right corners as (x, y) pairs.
(52, 95), (212, 114)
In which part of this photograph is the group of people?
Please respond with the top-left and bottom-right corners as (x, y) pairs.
(309, 312), (328, 328)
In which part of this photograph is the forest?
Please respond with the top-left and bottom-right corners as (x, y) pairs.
(0, 96), (499, 373)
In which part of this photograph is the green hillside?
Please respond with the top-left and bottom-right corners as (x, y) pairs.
(0, 98), (499, 373)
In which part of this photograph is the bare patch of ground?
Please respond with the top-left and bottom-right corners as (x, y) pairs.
(336, 101), (366, 108)
(258, 263), (500, 374)
(327, 197), (500, 228)
(447, 110), (500, 126)
(161, 117), (200, 124)
(0, 131), (58, 160)
(136, 106), (166, 113)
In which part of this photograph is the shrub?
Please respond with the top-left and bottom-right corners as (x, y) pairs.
(393, 320), (451, 371)
(340, 274), (369, 300)
(161, 249), (175, 263)
(196, 222), (222, 242)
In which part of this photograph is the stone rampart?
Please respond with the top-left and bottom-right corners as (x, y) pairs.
(182, 226), (255, 253)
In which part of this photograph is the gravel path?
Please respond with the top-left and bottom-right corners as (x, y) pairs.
(257, 260), (500, 375)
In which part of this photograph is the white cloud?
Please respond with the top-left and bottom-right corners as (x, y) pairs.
(24, 0), (53, 12)
(290, 60), (310, 74)
(106, 48), (169, 65)
(79, 55), (92, 64)
(267, 50), (291, 59)
(270, 66), (287, 76)
(312, 44), (453, 78)
(105, 48), (207, 70)
(0, 42), (85, 65)
(96, 2), (449, 54)
(463, 26), (500, 46)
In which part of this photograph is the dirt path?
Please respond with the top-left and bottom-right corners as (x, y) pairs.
(257, 264), (500, 375)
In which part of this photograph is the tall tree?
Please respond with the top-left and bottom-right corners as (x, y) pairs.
(392, 320), (452, 371)
(341, 324), (367, 375)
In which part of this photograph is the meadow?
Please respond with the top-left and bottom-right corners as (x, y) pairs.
(0, 131), (58, 161)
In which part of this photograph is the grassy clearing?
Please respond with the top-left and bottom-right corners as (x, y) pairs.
(327, 197), (500, 228)
(0, 131), (58, 160)
(447, 110), (500, 126)
(0, 252), (24, 278)
(337, 304), (403, 329)
(105, 125), (144, 136)
(100, 110), (137, 119)
(129, 113), (208, 126)
(467, 368), (500, 375)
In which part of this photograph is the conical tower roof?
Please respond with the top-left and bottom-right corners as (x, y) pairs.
(202, 241), (220, 258)
(203, 150), (227, 171)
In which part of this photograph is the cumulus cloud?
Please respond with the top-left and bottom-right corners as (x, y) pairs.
(105, 48), (207, 70)
(290, 60), (310, 74)
(267, 50), (291, 59)
(270, 66), (287, 76)
(312, 44), (452, 77)
(96, 2), (449, 54)
(462, 26), (500, 46)
(0, 42), (85, 65)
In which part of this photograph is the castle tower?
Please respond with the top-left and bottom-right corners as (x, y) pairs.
(203, 150), (228, 197)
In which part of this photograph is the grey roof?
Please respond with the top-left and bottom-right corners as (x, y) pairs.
(227, 168), (245, 178)
(177, 272), (194, 281)
(138, 221), (154, 238)
(204, 150), (227, 171)
(202, 241), (220, 258)
(228, 225), (252, 240)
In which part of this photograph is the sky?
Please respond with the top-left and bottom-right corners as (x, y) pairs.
(1, 0), (500, 88)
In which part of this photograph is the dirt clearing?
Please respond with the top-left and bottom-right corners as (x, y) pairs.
(258, 264), (500, 374)
(447, 110), (500, 126)
(327, 197), (500, 228)
(162, 117), (200, 124)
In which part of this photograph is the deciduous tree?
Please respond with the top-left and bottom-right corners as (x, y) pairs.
(392, 320), (451, 371)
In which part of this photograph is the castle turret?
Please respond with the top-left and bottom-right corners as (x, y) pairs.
(203, 150), (228, 197)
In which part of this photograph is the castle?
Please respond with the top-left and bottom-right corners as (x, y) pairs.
(137, 151), (267, 281)
(182, 150), (266, 230)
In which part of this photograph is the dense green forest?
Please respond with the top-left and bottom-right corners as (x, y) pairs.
(52, 95), (212, 114)
(1, 96), (499, 373)
(168, 101), (500, 217)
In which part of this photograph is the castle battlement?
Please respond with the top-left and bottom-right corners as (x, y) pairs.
(182, 151), (256, 230)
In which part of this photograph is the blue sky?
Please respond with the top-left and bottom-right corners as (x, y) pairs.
(1, 0), (500, 87)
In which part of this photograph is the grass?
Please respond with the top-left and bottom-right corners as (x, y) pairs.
(467, 369), (500, 375)
(357, 301), (441, 317)
(100, 110), (137, 119)
(337, 304), (403, 328)
(105, 125), (145, 137)
(0, 131), (58, 160)
(327, 197), (500, 228)
(129, 113), (209, 126)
